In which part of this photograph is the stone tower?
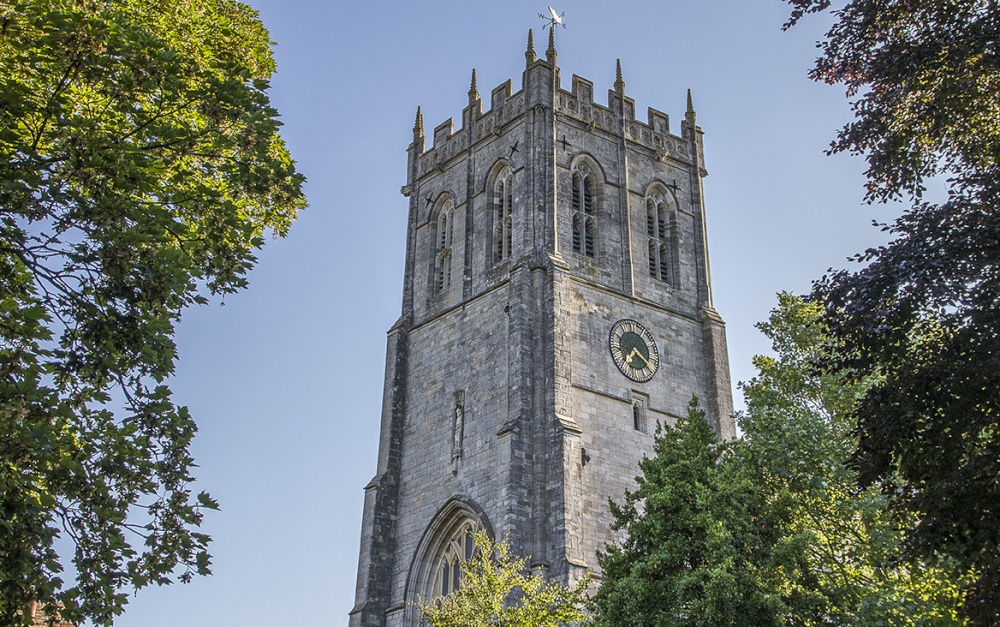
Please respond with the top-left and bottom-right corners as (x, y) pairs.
(349, 31), (734, 627)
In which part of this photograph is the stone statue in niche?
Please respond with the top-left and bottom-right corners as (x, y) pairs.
(452, 390), (465, 464)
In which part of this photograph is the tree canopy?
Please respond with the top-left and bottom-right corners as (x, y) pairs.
(419, 531), (590, 627)
(593, 298), (969, 625)
(740, 294), (966, 625)
(783, 1), (1000, 620)
(0, 0), (304, 623)
(591, 399), (814, 627)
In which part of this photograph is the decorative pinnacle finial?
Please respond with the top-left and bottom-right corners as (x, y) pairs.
(546, 25), (557, 62)
(686, 89), (697, 128)
(469, 69), (478, 100)
(526, 28), (536, 63)
(414, 106), (424, 135)
(614, 59), (625, 94)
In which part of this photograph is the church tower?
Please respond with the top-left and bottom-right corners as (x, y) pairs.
(349, 31), (734, 627)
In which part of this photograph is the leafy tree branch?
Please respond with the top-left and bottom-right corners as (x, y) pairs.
(0, 0), (304, 624)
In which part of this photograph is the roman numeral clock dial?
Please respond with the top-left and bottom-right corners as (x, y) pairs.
(609, 319), (659, 382)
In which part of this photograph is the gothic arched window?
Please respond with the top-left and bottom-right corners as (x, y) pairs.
(492, 167), (513, 263)
(435, 199), (454, 293)
(646, 190), (676, 284)
(404, 499), (488, 624)
(571, 165), (597, 257)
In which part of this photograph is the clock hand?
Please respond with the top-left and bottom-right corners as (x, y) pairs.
(624, 347), (653, 369)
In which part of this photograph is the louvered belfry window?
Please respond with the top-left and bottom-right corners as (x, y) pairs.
(646, 191), (674, 284)
(493, 167), (513, 263)
(435, 199), (454, 293)
(571, 166), (596, 257)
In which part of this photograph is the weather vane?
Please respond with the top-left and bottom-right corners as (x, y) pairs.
(539, 6), (566, 30)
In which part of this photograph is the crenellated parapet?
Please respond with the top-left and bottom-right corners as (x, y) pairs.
(414, 84), (528, 179)
(411, 53), (702, 183)
(556, 73), (698, 168)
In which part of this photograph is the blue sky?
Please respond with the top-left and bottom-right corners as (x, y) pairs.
(111, 1), (893, 625)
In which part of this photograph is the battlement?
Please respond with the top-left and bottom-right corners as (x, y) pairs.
(410, 34), (702, 182)
(414, 78), (527, 179)
(417, 80), (525, 176)
(558, 73), (696, 163)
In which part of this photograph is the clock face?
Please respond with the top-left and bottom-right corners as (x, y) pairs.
(609, 319), (659, 382)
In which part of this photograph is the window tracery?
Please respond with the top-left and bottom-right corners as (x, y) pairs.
(433, 524), (476, 597)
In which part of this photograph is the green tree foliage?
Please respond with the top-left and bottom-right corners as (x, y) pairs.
(593, 297), (969, 625)
(419, 530), (590, 627)
(0, 0), (304, 624)
(782, 1), (1000, 620)
(740, 294), (967, 625)
(591, 398), (816, 627)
